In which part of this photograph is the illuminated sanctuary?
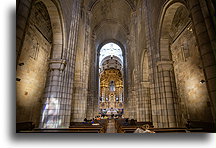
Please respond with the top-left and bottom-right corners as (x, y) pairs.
(16, 0), (216, 133)
(99, 43), (124, 116)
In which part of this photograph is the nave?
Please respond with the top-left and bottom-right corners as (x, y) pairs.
(16, 0), (216, 133)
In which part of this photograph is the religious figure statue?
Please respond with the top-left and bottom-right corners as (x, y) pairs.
(110, 80), (115, 91)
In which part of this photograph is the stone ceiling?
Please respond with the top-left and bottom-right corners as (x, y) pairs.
(86, 0), (137, 47)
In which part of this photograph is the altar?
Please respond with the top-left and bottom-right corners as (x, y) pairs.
(106, 108), (118, 115)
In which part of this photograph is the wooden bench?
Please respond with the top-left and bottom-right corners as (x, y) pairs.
(23, 127), (102, 133)
(115, 119), (153, 133)
(115, 119), (204, 133)
(118, 125), (153, 133)
(120, 126), (138, 133)
(97, 119), (108, 132)
(18, 121), (106, 133)
(186, 120), (215, 132)
(70, 121), (107, 133)
(119, 127), (204, 133)
(69, 125), (104, 133)
(16, 122), (35, 132)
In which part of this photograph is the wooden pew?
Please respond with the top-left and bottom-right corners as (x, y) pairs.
(119, 127), (204, 133)
(18, 121), (107, 133)
(97, 119), (108, 132)
(120, 126), (138, 133)
(16, 122), (35, 132)
(186, 120), (215, 132)
(69, 121), (107, 133)
(69, 126), (104, 133)
(25, 127), (102, 133)
(115, 119), (154, 133)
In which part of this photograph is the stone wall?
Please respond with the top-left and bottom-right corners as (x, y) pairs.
(171, 25), (213, 124)
(143, 0), (215, 127)
(16, 0), (82, 128)
(16, 0), (32, 63)
(16, 2), (52, 126)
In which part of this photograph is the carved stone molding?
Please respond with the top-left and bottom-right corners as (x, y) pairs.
(48, 59), (67, 71)
(157, 60), (174, 71)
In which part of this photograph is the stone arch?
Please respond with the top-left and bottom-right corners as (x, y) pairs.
(158, 1), (189, 61)
(32, 0), (67, 128)
(16, 0), (65, 128)
(35, 0), (65, 59)
(96, 40), (128, 113)
(96, 40), (127, 85)
(154, 1), (191, 128)
(100, 55), (123, 67)
(88, 0), (136, 12)
(141, 49), (149, 82)
(97, 39), (126, 56)
(157, 0), (214, 127)
(138, 49), (151, 122)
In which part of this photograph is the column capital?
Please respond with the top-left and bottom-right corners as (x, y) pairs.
(48, 59), (67, 71)
(157, 60), (173, 71)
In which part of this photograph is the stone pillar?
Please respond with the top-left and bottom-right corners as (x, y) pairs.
(86, 33), (98, 120)
(131, 89), (137, 119)
(40, 59), (68, 128)
(189, 0), (216, 121)
(198, 0), (216, 55)
(134, 70), (140, 121)
(87, 90), (94, 119)
(138, 81), (151, 122)
(16, 0), (33, 64)
(124, 83), (131, 119)
(126, 84), (138, 120)
(71, 82), (87, 122)
(127, 11), (139, 120)
(70, 7), (90, 122)
(156, 61), (179, 128)
(160, 38), (171, 61)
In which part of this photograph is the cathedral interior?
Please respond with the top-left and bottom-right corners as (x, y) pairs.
(16, 0), (216, 133)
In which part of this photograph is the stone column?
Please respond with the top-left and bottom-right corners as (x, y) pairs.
(40, 59), (68, 128)
(16, 0), (33, 64)
(86, 33), (98, 119)
(189, 0), (216, 121)
(198, 0), (216, 55)
(131, 89), (137, 119)
(127, 11), (139, 120)
(71, 82), (87, 122)
(126, 87), (134, 119)
(138, 81), (151, 122)
(70, 8), (90, 122)
(156, 61), (178, 128)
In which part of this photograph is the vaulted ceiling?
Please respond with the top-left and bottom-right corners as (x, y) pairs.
(86, 0), (138, 47)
